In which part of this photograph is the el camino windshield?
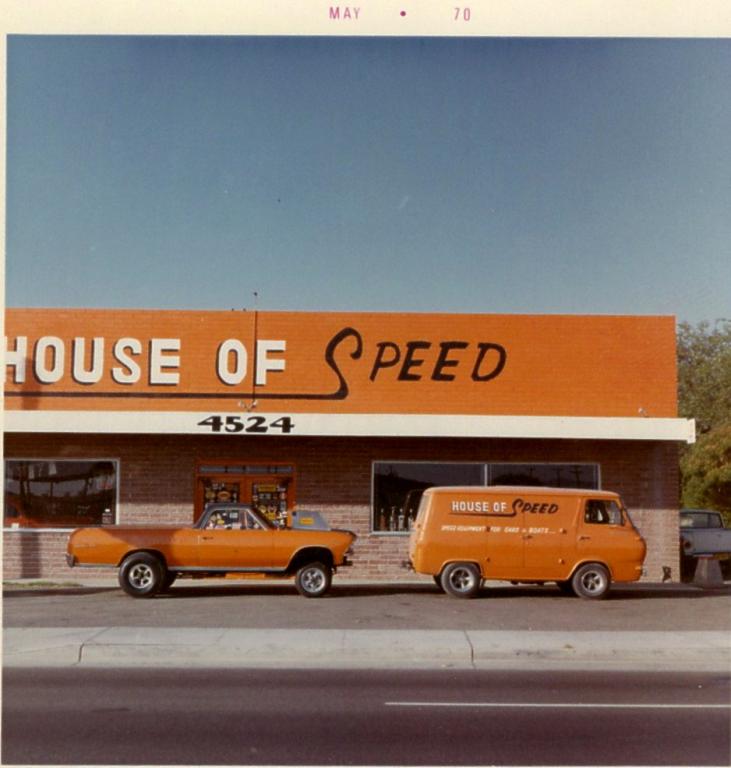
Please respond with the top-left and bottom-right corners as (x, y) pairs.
(198, 507), (274, 530)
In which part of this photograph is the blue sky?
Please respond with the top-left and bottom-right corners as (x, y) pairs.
(6, 35), (731, 323)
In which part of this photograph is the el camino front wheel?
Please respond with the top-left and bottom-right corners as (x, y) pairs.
(294, 562), (332, 598)
(118, 553), (164, 598)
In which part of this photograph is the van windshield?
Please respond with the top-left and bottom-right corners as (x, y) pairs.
(622, 501), (638, 528)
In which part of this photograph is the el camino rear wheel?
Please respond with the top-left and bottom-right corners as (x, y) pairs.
(571, 563), (610, 600)
(441, 562), (482, 599)
(118, 553), (164, 598)
(295, 562), (332, 598)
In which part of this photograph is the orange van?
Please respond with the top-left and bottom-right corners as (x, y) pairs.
(407, 486), (646, 599)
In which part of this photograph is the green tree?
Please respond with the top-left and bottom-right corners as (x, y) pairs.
(677, 319), (731, 435)
(680, 422), (731, 518)
(677, 319), (731, 517)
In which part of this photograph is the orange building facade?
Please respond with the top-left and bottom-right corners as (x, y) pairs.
(3, 308), (694, 581)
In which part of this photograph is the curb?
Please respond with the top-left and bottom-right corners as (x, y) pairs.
(4, 628), (730, 671)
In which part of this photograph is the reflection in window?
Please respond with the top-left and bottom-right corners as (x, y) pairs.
(373, 462), (485, 532)
(488, 463), (598, 489)
(4, 460), (117, 529)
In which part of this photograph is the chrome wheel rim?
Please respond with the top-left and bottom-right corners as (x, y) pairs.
(129, 563), (154, 590)
(580, 570), (606, 595)
(301, 567), (326, 593)
(449, 566), (477, 593)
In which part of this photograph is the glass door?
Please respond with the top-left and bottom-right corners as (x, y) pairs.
(195, 463), (295, 523)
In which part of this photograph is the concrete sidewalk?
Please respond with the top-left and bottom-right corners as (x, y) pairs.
(4, 627), (730, 671)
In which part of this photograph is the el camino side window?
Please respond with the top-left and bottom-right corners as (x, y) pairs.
(4, 459), (118, 530)
(244, 509), (269, 530)
(205, 509), (241, 529)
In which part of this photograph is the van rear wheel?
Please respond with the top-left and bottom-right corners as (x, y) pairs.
(441, 562), (481, 599)
(571, 563), (610, 599)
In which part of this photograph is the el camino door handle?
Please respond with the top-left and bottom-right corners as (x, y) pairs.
(578, 535), (591, 541)
(202, 535), (214, 541)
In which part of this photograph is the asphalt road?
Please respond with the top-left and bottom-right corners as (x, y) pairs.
(4, 581), (731, 630)
(3, 668), (729, 765)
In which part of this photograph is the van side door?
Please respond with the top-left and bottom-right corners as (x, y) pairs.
(520, 497), (578, 580)
(481, 497), (525, 577)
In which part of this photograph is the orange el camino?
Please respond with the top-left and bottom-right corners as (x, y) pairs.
(66, 504), (356, 598)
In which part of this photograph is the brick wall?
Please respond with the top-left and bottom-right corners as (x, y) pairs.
(3, 433), (680, 581)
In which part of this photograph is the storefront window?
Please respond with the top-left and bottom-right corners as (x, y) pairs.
(372, 461), (599, 533)
(4, 460), (118, 529)
(372, 462), (485, 533)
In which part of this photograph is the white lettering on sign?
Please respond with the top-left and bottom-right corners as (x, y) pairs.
(34, 337), (65, 383)
(4, 336), (28, 383)
(256, 340), (286, 386)
(149, 339), (181, 385)
(72, 337), (104, 384)
(112, 338), (142, 384)
(440, 524), (487, 532)
(4, 335), (185, 387)
(217, 339), (248, 385)
(451, 500), (508, 514)
(4, 335), (291, 390)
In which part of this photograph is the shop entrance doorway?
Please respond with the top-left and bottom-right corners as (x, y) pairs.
(195, 463), (295, 527)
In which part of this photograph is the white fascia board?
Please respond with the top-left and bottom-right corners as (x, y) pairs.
(3, 411), (697, 443)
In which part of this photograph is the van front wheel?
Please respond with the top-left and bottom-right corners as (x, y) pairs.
(571, 563), (610, 599)
(441, 562), (481, 599)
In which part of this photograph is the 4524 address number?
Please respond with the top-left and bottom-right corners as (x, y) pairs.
(197, 415), (295, 434)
